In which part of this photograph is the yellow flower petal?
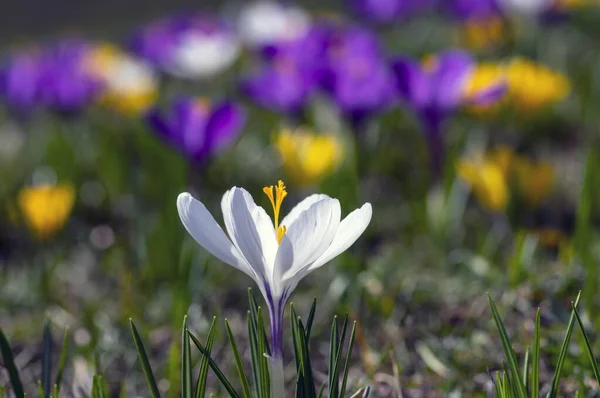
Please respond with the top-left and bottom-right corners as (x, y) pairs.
(18, 184), (75, 240)
(275, 128), (343, 186)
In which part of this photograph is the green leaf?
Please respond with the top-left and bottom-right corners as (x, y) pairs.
(487, 294), (527, 398)
(182, 316), (193, 398)
(297, 320), (316, 398)
(330, 316), (349, 398)
(54, 327), (70, 395)
(0, 329), (24, 398)
(522, 346), (529, 394)
(548, 293), (581, 398)
(248, 288), (270, 356)
(54, 327), (70, 398)
(531, 309), (540, 398)
(256, 307), (270, 398)
(328, 316), (339, 397)
(196, 317), (217, 398)
(305, 298), (317, 342)
(42, 319), (52, 398)
(225, 319), (253, 398)
(188, 330), (241, 398)
(572, 299), (600, 388)
(248, 310), (265, 398)
(339, 321), (357, 398)
(129, 319), (162, 398)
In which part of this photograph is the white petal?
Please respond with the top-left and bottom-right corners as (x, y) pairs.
(308, 203), (372, 272)
(275, 198), (341, 288)
(177, 193), (254, 278)
(280, 193), (331, 229)
(221, 187), (278, 282)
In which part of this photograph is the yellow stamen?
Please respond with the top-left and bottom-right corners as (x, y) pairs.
(263, 180), (288, 244)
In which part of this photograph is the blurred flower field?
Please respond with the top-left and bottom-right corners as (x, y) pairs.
(1, 0), (600, 396)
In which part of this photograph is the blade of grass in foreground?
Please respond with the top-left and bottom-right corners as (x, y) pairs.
(182, 316), (193, 398)
(42, 320), (53, 398)
(188, 330), (241, 398)
(129, 319), (161, 398)
(572, 301), (600, 388)
(339, 321), (357, 398)
(531, 308), (540, 398)
(0, 329), (24, 398)
(54, 327), (70, 395)
(225, 319), (253, 398)
(196, 317), (216, 398)
(487, 294), (527, 398)
(548, 293), (581, 398)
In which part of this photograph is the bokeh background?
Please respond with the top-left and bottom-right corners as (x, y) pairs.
(1, 0), (600, 396)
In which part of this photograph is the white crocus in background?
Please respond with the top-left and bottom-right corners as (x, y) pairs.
(497, 0), (554, 15)
(237, 1), (310, 47)
(177, 180), (372, 396)
(169, 30), (240, 79)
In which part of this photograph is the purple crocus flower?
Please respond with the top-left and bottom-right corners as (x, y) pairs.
(240, 25), (331, 118)
(145, 97), (246, 162)
(350, 0), (433, 23)
(448, 0), (500, 20)
(392, 49), (505, 177)
(36, 41), (103, 115)
(318, 26), (396, 129)
(0, 51), (42, 113)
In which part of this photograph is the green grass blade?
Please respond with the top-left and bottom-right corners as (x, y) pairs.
(248, 310), (265, 398)
(0, 329), (24, 398)
(330, 316), (349, 398)
(182, 316), (193, 398)
(317, 383), (326, 398)
(291, 305), (304, 398)
(339, 321), (357, 398)
(196, 317), (217, 398)
(305, 298), (317, 342)
(129, 319), (162, 398)
(572, 300), (600, 388)
(225, 319), (253, 398)
(188, 330), (241, 398)
(54, 327), (70, 394)
(249, 288), (271, 356)
(531, 309), (540, 398)
(487, 295), (527, 398)
(522, 346), (529, 394)
(42, 319), (52, 398)
(298, 320), (316, 398)
(548, 293), (581, 398)
(256, 307), (270, 398)
(328, 316), (338, 397)
(37, 380), (44, 397)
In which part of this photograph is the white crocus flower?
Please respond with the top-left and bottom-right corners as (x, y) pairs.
(168, 31), (240, 79)
(497, 0), (554, 15)
(177, 180), (372, 396)
(238, 1), (310, 47)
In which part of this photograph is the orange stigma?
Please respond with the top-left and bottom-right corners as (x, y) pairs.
(263, 180), (288, 244)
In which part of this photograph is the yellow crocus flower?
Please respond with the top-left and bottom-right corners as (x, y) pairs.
(457, 157), (509, 212)
(465, 58), (570, 114)
(506, 58), (571, 111)
(460, 17), (507, 51)
(86, 44), (158, 115)
(18, 184), (75, 240)
(274, 129), (343, 186)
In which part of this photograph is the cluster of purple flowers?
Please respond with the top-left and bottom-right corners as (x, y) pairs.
(0, 41), (102, 115)
(0, 0), (573, 168)
(353, 0), (570, 23)
(241, 24), (396, 128)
